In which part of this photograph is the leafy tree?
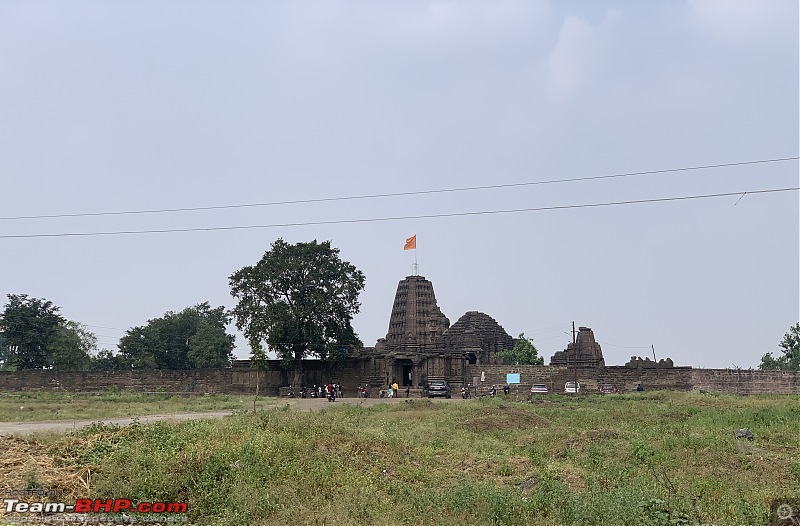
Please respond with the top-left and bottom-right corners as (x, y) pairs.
(91, 349), (129, 371)
(47, 320), (96, 371)
(118, 302), (235, 369)
(496, 333), (544, 365)
(0, 294), (65, 369)
(759, 322), (800, 371)
(229, 239), (366, 386)
(0, 334), (8, 369)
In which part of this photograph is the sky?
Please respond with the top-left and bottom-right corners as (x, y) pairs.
(1, 0), (797, 369)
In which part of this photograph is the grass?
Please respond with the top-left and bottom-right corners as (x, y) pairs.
(3, 391), (799, 525)
(0, 390), (280, 422)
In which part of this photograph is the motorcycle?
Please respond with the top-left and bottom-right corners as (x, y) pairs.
(461, 386), (472, 399)
(488, 385), (497, 398)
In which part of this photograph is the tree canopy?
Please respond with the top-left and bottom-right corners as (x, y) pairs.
(118, 302), (235, 369)
(229, 239), (366, 385)
(759, 322), (800, 371)
(0, 294), (66, 369)
(496, 333), (545, 365)
(47, 320), (96, 371)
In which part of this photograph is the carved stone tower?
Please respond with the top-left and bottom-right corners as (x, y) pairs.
(383, 275), (450, 353)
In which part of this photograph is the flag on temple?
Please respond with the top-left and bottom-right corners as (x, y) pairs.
(403, 235), (416, 251)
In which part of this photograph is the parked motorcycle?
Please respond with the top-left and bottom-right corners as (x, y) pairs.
(461, 386), (472, 399)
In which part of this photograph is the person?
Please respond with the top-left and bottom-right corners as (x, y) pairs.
(326, 382), (336, 401)
(336, 383), (342, 399)
(387, 382), (394, 398)
(392, 380), (399, 398)
(636, 383), (644, 392)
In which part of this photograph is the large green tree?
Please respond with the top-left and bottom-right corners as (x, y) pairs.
(229, 239), (366, 386)
(0, 294), (65, 369)
(118, 302), (235, 369)
(47, 320), (96, 371)
(496, 333), (544, 365)
(759, 322), (800, 371)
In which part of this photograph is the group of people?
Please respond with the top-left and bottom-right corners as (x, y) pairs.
(487, 384), (511, 397)
(305, 383), (342, 399)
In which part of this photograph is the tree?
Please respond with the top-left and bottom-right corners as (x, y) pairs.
(759, 322), (800, 371)
(229, 239), (366, 386)
(496, 333), (544, 365)
(47, 320), (96, 371)
(91, 349), (128, 371)
(118, 302), (235, 369)
(0, 294), (65, 369)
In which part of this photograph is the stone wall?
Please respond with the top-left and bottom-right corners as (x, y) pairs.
(690, 369), (800, 394)
(464, 365), (798, 395)
(1, 364), (799, 395)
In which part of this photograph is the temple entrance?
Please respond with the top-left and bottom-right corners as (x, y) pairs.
(397, 360), (413, 386)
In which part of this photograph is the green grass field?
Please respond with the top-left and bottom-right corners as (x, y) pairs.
(0, 391), (277, 422)
(4, 391), (799, 525)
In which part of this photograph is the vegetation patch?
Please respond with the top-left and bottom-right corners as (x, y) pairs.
(464, 405), (549, 431)
(0, 392), (796, 525)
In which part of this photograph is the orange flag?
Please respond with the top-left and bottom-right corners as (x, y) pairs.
(403, 235), (417, 251)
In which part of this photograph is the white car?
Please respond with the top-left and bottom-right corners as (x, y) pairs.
(530, 384), (549, 394)
(564, 381), (581, 394)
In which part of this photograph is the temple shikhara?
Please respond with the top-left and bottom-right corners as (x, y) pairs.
(350, 274), (516, 393)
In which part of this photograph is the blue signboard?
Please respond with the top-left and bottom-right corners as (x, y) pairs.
(506, 373), (521, 384)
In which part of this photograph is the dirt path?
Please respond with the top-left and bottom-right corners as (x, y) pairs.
(0, 396), (462, 435)
(0, 411), (235, 435)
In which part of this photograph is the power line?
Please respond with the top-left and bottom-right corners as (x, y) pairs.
(0, 157), (796, 222)
(1, 186), (796, 240)
(598, 341), (651, 349)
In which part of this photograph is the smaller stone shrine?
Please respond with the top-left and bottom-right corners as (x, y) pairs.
(625, 356), (674, 369)
(549, 326), (605, 367)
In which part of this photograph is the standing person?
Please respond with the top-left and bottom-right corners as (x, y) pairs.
(392, 379), (399, 399)
(387, 382), (394, 398)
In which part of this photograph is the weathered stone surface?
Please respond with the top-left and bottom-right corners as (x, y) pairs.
(382, 275), (450, 353)
(625, 356), (674, 368)
(549, 327), (605, 367)
(733, 428), (754, 441)
(440, 311), (514, 364)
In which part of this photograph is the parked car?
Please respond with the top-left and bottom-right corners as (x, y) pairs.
(564, 381), (581, 394)
(599, 383), (618, 394)
(427, 380), (451, 398)
(530, 384), (549, 395)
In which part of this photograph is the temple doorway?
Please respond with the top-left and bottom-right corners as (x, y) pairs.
(398, 360), (413, 386)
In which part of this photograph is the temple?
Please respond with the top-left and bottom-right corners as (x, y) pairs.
(548, 326), (605, 367)
(352, 275), (515, 391)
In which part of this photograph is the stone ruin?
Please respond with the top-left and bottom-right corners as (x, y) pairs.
(549, 326), (605, 367)
(625, 356), (674, 369)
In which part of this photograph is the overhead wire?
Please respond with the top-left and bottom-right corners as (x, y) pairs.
(0, 156), (796, 221)
(0, 186), (796, 240)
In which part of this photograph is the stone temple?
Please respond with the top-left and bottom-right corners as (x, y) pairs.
(549, 326), (605, 368)
(351, 275), (515, 392)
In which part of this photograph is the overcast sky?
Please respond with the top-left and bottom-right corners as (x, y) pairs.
(1, 0), (797, 369)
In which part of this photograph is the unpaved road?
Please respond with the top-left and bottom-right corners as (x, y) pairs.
(0, 396), (463, 435)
